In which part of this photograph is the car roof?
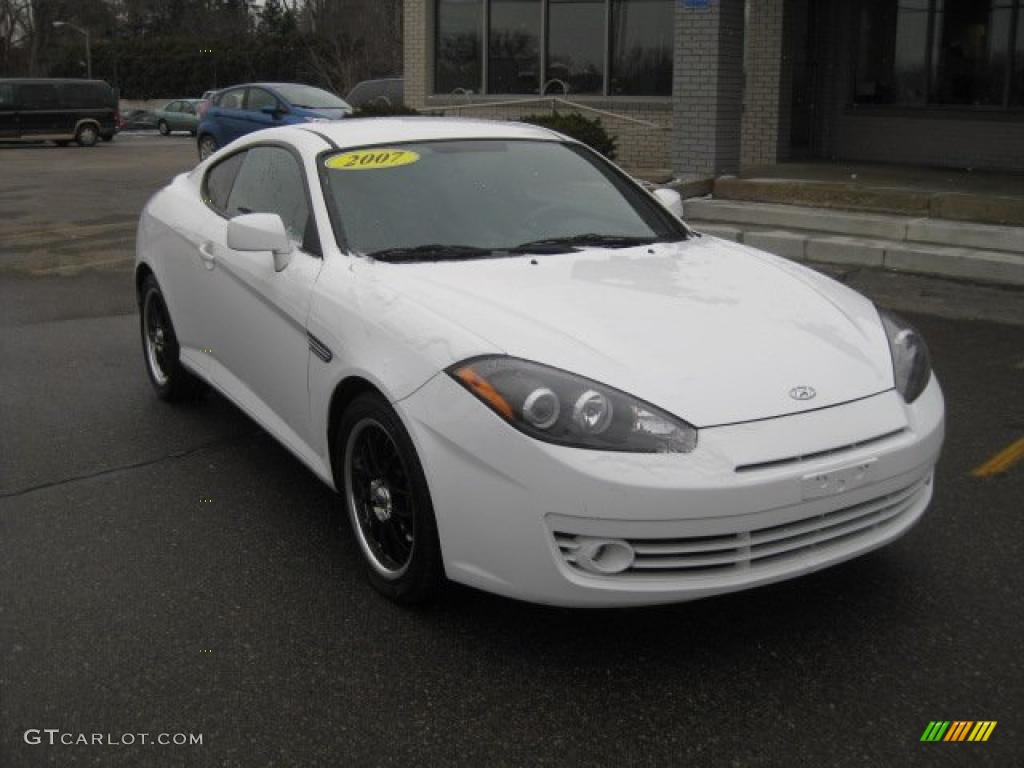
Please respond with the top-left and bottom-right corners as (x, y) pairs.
(191, 118), (569, 180)
(0, 78), (109, 83)
(295, 117), (563, 150)
(251, 82), (331, 91)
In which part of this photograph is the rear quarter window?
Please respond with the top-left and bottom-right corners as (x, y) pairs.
(61, 83), (111, 108)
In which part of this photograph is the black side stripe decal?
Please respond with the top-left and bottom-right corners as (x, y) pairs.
(308, 332), (333, 363)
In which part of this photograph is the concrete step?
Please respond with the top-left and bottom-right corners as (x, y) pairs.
(686, 223), (1024, 287)
(684, 199), (1024, 254)
(712, 176), (1024, 227)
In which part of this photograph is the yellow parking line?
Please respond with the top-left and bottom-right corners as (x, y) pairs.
(972, 437), (1024, 478)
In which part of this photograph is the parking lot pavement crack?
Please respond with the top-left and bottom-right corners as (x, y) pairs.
(0, 435), (256, 500)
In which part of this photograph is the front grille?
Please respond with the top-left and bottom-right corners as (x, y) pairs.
(553, 477), (928, 578)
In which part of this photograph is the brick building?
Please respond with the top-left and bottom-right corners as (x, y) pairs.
(403, 0), (1024, 176)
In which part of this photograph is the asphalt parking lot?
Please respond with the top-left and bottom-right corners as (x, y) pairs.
(1, 135), (1022, 767)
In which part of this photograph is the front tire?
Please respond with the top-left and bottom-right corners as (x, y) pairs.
(335, 392), (444, 603)
(198, 134), (217, 160)
(75, 123), (98, 147)
(139, 275), (206, 402)
(158, 120), (170, 136)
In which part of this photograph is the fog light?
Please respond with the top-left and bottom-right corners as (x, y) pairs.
(574, 538), (635, 575)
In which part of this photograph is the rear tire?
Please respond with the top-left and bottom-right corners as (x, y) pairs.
(158, 120), (169, 136)
(75, 123), (98, 147)
(139, 274), (206, 402)
(334, 392), (444, 604)
(198, 134), (217, 160)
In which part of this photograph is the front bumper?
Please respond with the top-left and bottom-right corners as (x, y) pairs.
(398, 374), (945, 607)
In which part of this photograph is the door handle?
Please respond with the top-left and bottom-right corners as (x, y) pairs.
(198, 242), (216, 270)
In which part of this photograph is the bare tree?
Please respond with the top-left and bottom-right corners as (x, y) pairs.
(304, 0), (401, 94)
(0, 0), (33, 75)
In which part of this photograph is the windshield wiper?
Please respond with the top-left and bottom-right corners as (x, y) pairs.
(509, 233), (667, 253)
(366, 244), (497, 263)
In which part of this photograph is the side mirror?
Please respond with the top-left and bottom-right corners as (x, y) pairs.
(227, 213), (293, 271)
(261, 104), (286, 118)
(652, 187), (684, 220)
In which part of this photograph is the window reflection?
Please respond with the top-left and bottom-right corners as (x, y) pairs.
(434, 0), (673, 97)
(855, 0), (929, 104)
(547, 0), (606, 94)
(931, 0), (1012, 105)
(855, 0), (1022, 109)
(1015, 5), (1024, 104)
(437, 0), (483, 94)
(489, 0), (542, 94)
(609, 0), (673, 96)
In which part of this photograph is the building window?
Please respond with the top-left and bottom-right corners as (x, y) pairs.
(609, 0), (674, 96)
(436, 0), (484, 94)
(1015, 5), (1024, 104)
(855, 0), (1024, 110)
(489, 0), (542, 94)
(434, 0), (674, 96)
(547, 0), (606, 95)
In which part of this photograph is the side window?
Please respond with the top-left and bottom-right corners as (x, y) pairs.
(18, 84), (57, 109)
(61, 83), (90, 108)
(218, 89), (245, 110)
(225, 147), (310, 245)
(165, 101), (180, 113)
(183, 102), (196, 114)
(204, 151), (246, 211)
(0, 84), (14, 108)
(246, 88), (277, 112)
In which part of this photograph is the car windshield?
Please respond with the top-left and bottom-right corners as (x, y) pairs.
(322, 139), (686, 260)
(273, 84), (349, 109)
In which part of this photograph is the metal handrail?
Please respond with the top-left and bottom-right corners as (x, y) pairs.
(419, 96), (666, 130)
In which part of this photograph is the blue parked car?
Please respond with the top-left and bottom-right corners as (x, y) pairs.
(196, 82), (352, 159)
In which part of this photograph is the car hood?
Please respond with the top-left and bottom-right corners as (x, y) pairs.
(366, 237), (895, 427)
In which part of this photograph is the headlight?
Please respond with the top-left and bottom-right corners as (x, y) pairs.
(879, 309), (931, 403)
(448, 356), (697, 453)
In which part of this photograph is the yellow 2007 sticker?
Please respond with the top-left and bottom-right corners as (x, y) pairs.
(325, 149), (420, 170)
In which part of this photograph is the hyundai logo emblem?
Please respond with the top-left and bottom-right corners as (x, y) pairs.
(789, 386), (817, 401)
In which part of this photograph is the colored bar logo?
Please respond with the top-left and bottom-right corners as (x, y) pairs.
(920, 721), (997, 742)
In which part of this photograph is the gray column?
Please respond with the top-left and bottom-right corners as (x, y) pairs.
(671, 0), (745, 177)
(740, 0), (792, 169)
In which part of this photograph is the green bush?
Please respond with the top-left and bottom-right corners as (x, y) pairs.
(350, 102), (420, 118)
(520, 112), (617, 160)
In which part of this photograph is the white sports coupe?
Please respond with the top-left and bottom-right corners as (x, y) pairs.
(135, 118), (944, 607)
